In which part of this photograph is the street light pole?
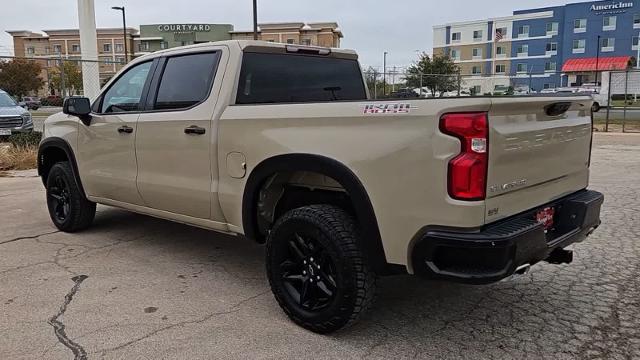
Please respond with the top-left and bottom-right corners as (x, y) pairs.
(111, 6), (128, 63)
(637, 31), (640, 69)
(253, 0), (259, 40)
(383, 51), (388, 96)
(595, 35), (601, 85)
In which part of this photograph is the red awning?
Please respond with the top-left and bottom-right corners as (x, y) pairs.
(562, 56), (631, 72)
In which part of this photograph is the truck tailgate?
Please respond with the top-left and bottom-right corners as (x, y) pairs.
(485, 96), (593, 223)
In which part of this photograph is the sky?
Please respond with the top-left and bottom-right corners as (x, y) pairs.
(0, 0), (587, 69)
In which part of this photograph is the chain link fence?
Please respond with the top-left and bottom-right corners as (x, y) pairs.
(363, 69), (583, 99)
(602, 70), (640, 133)
(0, 55), (122, 106)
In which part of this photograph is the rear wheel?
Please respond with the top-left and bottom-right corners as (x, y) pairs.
(266, 205), (376, 333)
(46, 162), (96, 232)
(591, 102), (600, 113)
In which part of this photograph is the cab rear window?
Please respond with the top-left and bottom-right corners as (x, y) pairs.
(236, 52), (366, 104)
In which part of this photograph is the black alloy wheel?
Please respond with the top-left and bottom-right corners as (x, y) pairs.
(48, 174), (71, 223)
(279, 232), (338, 311)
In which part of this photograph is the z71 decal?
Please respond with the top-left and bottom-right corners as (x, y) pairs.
(363, 103), (412, 114)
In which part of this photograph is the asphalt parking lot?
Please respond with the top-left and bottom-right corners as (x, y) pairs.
(1, 133), (639, 359)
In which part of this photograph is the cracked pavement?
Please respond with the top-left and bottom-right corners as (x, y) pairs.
(1, 133), (639, 359)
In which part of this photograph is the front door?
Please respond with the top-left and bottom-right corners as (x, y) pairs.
(135, 51), (223, 220)
(77, 61), (154, 205)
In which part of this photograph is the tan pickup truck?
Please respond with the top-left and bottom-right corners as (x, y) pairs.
(38, 40), (604, 333)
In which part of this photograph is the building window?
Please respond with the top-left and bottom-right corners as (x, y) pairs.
(603, 16), (617, 31)
(103, 43), (112, 52)
(473, 30), (483, 42)
(26, 47), (35, 55)
(301, 39), (312, 46)
(516, 63), (528, 74)
(634, 36), (639, 49)
(516, 25), (529, 38)
(546, 42), (558, 55)
(71, 44), (80, 52)
(286, 39), (295, 44)
(115, 43), (124, 53)
(139, 42), (150, 51)
(496, 27), (508, 40)
(451, 32), (461, 42)
(543, 83), (554, 89)
(161, 41), (168, 49)
(472, 48), (482, 59)
(574, 19), (587, 33)
(115, 56), (125, 64)
(546, 22), (558, 35)
(545, 62), (557, 72)
(635, 14), (640, 28)
(601, 38), (615, 52)
(450, 49), (460, 60)
(44, 46), (50, 54)
(471, 85), (482, 95)
(472, 66), (482, 75)
(517, 44), (528, 57)
(53, 44), (62, 54)
(496, 46), (506, 57)
(573, 39), (586, 54)
(495, 64), (506, 74)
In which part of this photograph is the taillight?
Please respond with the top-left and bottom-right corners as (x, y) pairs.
(440, 112), (488, 201)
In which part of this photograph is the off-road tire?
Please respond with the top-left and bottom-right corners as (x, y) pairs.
(46, 162), (96, 232)
(266, 205), (376, 334)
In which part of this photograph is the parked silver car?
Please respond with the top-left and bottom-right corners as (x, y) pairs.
(0, 89), (33, 135)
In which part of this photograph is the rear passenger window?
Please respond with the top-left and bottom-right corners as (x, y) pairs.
(236, 52), (367, 104)
(154, 52), (219, 110)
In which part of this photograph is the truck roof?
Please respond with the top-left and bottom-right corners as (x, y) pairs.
(133, 40), (358, 62)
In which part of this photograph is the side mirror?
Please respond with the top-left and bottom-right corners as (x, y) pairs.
(63, 97), (92, 125)
(18, 101), (26, 108)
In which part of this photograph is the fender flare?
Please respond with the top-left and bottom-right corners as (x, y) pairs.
(38, 137), (87, 198)
(242, 154), (390, 273)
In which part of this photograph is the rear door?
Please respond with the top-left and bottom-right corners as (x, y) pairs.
(135, 49), (226, 222)
(485, 96), (593, 222)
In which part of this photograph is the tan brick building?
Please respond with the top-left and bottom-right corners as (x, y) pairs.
(7, 28), (137, 95)
(230, 22), (342, 48)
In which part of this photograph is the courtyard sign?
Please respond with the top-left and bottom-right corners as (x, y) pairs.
(590, 1), (634, 11)
(157, 24), (212, 33)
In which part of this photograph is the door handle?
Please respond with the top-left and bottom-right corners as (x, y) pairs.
(184, 125), (206, 135)
(117, 125), (134, 134)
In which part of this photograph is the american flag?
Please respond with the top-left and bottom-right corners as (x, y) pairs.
(495, 28), (504, 42)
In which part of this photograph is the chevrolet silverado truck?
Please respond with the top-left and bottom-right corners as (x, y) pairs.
(38, 40), (604, 333)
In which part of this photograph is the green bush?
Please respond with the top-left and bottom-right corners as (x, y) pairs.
(7, 131), (42, 147)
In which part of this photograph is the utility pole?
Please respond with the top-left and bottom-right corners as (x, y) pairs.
(111, 6), (128, 63)
(253, 0), (259, 40)
(383, 52), (387, 96)
(595, 35), (601, 85)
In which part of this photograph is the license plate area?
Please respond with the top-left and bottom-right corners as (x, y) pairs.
(0, 129), (11, 136)
(535, 206), (555, 231)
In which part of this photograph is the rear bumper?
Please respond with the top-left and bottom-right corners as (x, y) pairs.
(411, 190), (604, 284)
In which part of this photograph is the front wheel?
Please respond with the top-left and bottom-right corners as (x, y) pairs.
(591, 102), (600, 113)
(266, 205), (376, 334)
(46, 162), (96, 232)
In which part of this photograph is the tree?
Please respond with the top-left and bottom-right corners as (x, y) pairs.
(0, 59), (44, 98)
(50, 61), (83, 96)
(405, 52), (460, 97)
